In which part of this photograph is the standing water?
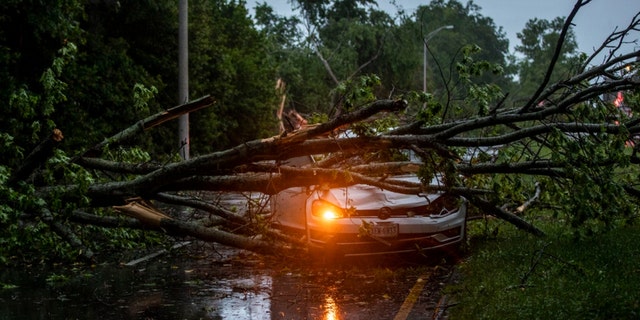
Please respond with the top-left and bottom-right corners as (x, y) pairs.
(0, 244), (272, 320)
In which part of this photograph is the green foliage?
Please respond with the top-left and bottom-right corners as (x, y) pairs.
(77, 212), (168, 254)
(60, 25), (167, 152)
(188, 0), (278, 152)
(450, 222), (640, 319)
(1, 0), (285, 264)
(132, 83), (158, 113)
(508, 16), (581, 103)
(414, 1), (511, 87)
(41, 42), (76, 113)
(0, 3), (87, 263)
(4, 41), (76, 150)
(258, 0), (512, 121)
(307, 113), (331, 125)
(0, 142), (166, 265)
(0, 182), (50, 265)
(105, 147), (152, 164)
(556, 146), (637, 235)
(0, 0), (170, 262)
(0, 282), (19, 290)
(45, 273), (70, 284)
(479, 127), (639, 234)
(1, 0), (84, 154)
(455, 44), (506, 117)
(334, 74), (381, 111)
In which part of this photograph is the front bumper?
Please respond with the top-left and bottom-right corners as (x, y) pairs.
(306, 206), (467, 257)
(309, 225), (465, 257)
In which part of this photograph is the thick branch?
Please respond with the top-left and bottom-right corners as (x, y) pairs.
(41, 208), (95, 261)
(81, 99), (408, 197)
(83, 95), (214, 157)
(457, 161), (567, 178)
(463, 195), (545, 236)
(315, 48), (340, 85)
(159, 218), (284, 255)
(153, 192), (247, 225)
(445, 122), (635, 147)
(76, 157), (160, 175)
(278, 99), (408, 144)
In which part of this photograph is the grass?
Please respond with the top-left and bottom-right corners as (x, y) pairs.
(447, 218), (640, 320)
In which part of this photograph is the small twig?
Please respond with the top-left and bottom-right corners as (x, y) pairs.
(123, 241), (191, 266)
(520, 243), (549, 287)
(432, 294), (448, 320)
(517, 243), (587, 289)
(541, 252), (587, 277)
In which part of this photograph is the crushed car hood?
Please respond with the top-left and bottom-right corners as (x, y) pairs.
(324, 175), (442, 210)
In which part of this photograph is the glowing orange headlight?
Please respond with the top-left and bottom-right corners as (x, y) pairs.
(312, 200), (345, 220)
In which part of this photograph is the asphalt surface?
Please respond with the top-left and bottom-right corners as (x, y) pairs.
(0, 242), (459, 320)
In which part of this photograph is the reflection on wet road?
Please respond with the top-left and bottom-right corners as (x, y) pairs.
(0, 243), (455, 319)
(191, 273), (272, 319)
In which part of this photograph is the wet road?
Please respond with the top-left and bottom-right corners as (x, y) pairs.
(0, 243), (456, 320)
(270, 257), (454, 320)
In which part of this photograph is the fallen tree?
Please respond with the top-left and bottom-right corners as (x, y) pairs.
(2, 1), (640, 263)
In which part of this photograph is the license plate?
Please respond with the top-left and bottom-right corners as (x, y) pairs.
(370, 223), (399, 238)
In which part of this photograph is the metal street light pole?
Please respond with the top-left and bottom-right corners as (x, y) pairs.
(423, 25), (453, 102)
(178, 0), (189, 160)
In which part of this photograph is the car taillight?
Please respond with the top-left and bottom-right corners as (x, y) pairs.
(428, 194), (461, 217)
(312, 200), (346, 220)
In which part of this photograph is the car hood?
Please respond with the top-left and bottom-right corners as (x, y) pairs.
(323, 175), (442, 210)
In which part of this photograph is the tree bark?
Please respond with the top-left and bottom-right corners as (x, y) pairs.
(41, 208), (95, 261)
(82, 95), (214, 157)
(464, 195), (545, 236)
(158, 218), (285, 255)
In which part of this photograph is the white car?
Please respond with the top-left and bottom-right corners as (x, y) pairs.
(271, 155), (467, 258)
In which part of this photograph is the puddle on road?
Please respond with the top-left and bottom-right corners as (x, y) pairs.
(0, 245), (274, 320)
(190, 274), (272, 320)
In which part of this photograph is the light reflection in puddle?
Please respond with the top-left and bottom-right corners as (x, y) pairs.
(323, 294), (340, 320)
(196, 274), (272, 320)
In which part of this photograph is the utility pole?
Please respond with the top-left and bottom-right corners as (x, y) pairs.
(178, 0), (189, 160)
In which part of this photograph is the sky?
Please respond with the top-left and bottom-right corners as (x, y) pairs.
(251, 0), (640, 57)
